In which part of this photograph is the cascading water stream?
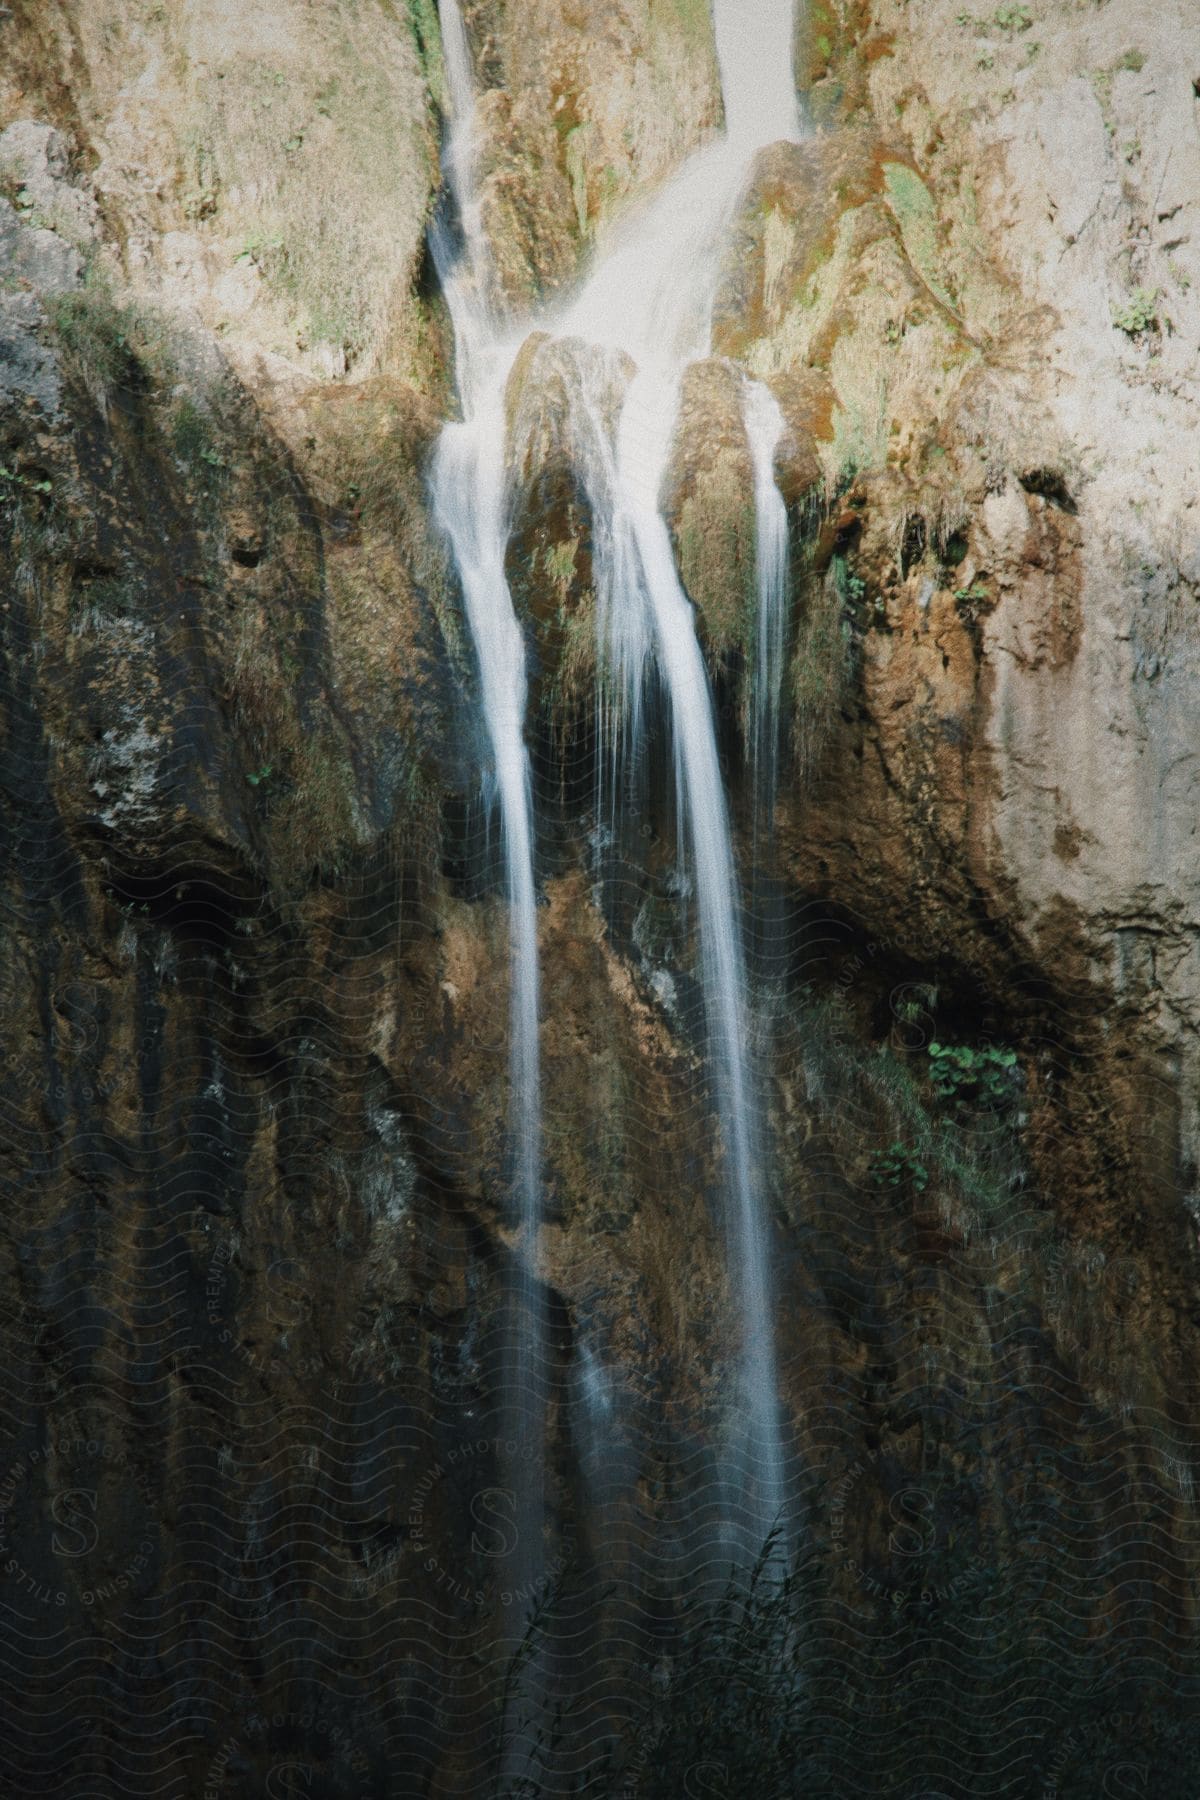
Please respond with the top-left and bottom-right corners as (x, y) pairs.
(743, 375), (791, 1093)
(430, 0), (802, 1578)
(744, 378), (790, 838)
(552, 0), (802, 1556)
(430, 0), (546, 1600)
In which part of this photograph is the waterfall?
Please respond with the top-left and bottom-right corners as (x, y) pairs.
(554, 0), (800, 1556)
(744, 377), (790, 836)
(430, 0), (801, 1576)
(430, 0), (546, 1604)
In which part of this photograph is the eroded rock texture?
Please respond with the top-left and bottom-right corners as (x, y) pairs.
(1, 1), (1199, 1795)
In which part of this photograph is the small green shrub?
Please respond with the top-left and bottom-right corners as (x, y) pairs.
(928, 1042), (1019, 1109)
(993, 3), (1032, 31)
(43, 287), (140, 391)
(1111, 288), (1158, 334)
(1118, 48), (1146, 71)
(870, 1142), (930, 1191)
(954, 580), (992, 632)
(802, 994), (1027, 1229)
(0, 463), (51, 496)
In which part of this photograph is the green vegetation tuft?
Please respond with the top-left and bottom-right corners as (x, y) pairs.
(543, 539), (578, 594)
(1111, 288), (1158, 334)
(993, 4), (1033, 32)
(42, 285), (150, 394)
(652, 0), (719, 51)
(0, 463), (52, 496)
(405, 0), (446, 110)
(928, 1041), (1020, 1110)
(870, 1141), (930, 1190)
(801, 991), (1026, 1230)
(564, 125), (594, 237)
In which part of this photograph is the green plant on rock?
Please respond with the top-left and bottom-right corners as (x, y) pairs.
(43, 286), (142, 392)
(0, 463), (52, 496)
(928, 1041), (1019, 1110)
(993, 4), (1032, 32)
(802, 993), (1028, 1231)
(870, 1141), (930, 1191)
(171, 397), (230, 486)
(235, 230), (285, 269)
(1112, 288), (1158, 334)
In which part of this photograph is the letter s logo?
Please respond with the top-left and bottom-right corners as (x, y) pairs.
(1103, 1764), (1147, 1799)
(684, 1762), (728, 1798)
(470, 1487), (518, 1559)
(51, 1488), (99, 1558)
(888, 1487), (936, 1558)
(266, 1763), (314, 1799)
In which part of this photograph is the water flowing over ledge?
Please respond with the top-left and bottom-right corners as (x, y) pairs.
(432, 0), (803, 1575)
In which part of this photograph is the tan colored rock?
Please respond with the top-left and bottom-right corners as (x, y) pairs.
(1, 0), (440, 382)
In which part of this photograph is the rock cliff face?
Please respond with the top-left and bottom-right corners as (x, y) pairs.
(1, 1), (1199, 1795)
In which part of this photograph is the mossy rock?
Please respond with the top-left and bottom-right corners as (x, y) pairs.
(663, 359), (758, 667)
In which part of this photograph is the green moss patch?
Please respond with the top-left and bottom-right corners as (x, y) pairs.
(881, 163), (956, 311)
